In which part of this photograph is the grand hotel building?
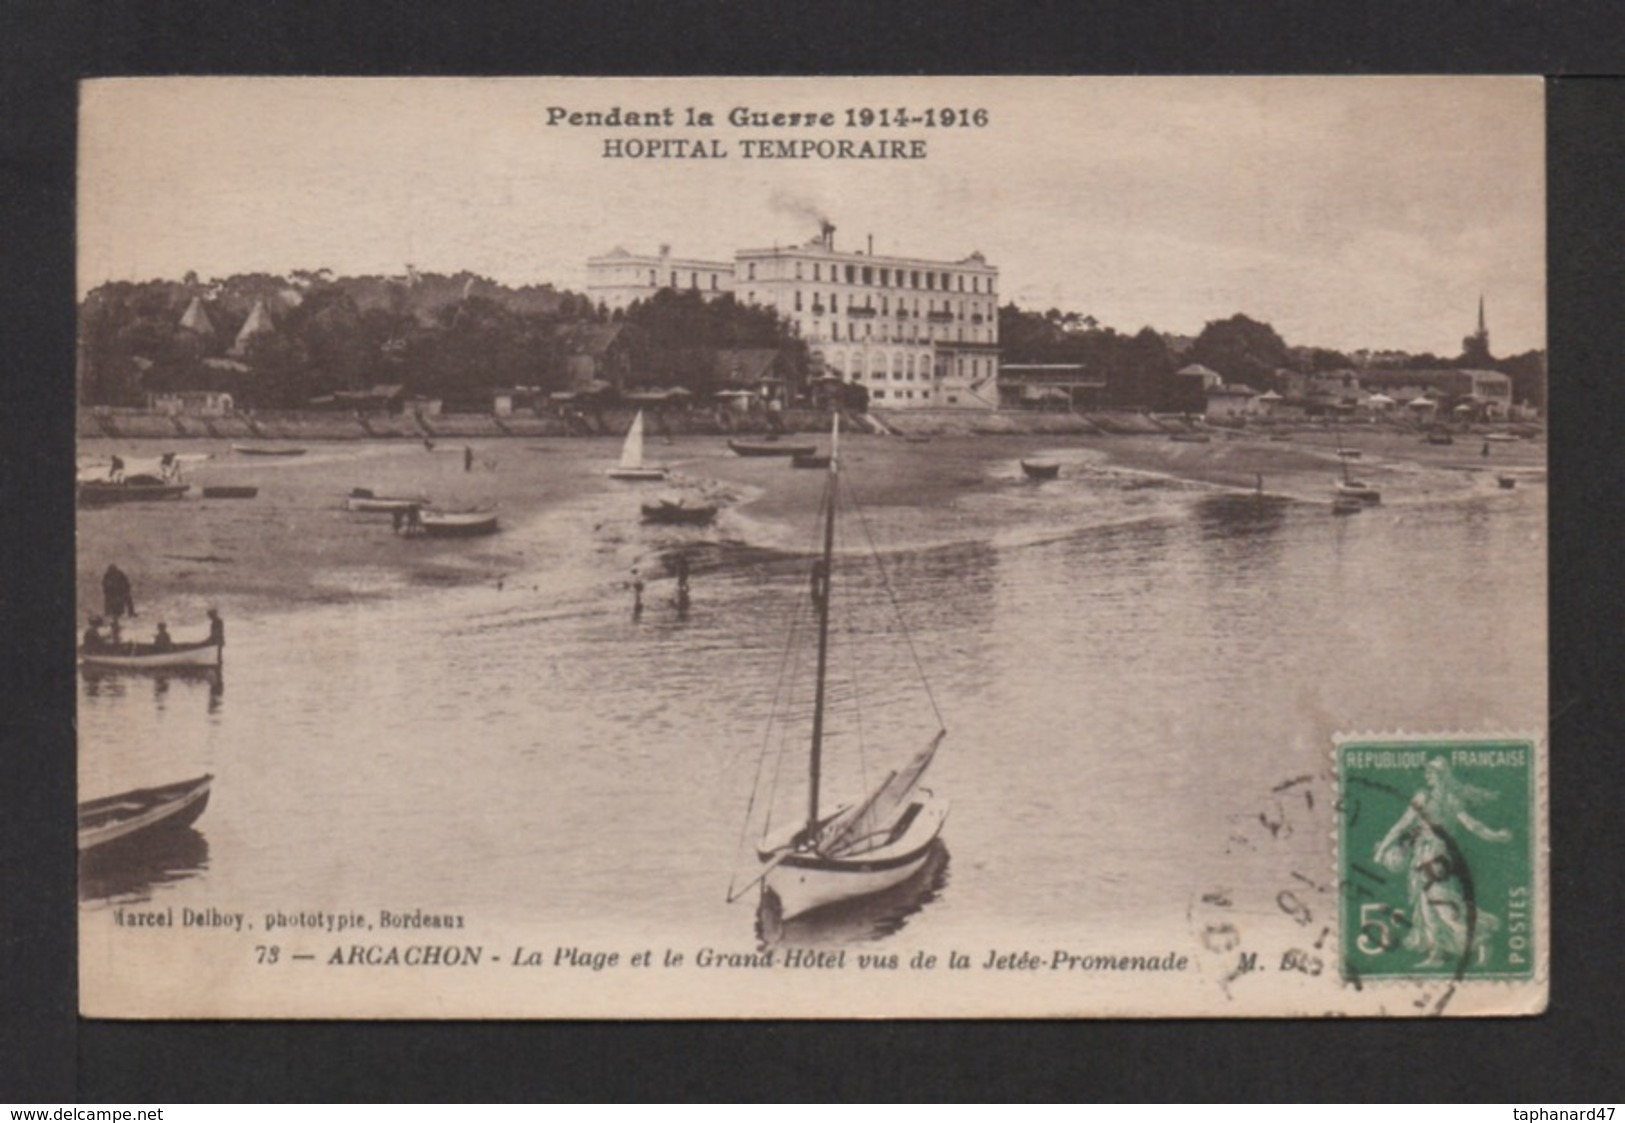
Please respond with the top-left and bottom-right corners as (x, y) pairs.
(585, 225), (1000, 409)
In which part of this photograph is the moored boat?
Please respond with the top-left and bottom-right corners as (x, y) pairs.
(1020, 459), (1061, 480)
(78, 774), (213, 852)
(201, 485), (259, 499)
(1335, 480), (1382, 504)
(1169, 432), (1211, 443)
(418, 510), (499, 537)
(77, 479), (190, 505)
(1332, 494), (1365, 515)
(791, 452), (832, 470)
(607, 410), (668, 481)
(729, 439), (817, 458)
(345, 488), (431, 513)
(1498, 474), (1518, 489)
(232, 444), (306, 456)
(730, 417), (948, 923)
(641, 498), (718, 526)
(1425, 432), (1455, 446)
(80, 638), (222, 670)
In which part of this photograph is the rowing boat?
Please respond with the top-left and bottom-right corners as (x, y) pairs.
(418, 510), (499, 537)
(729, 439), (817, 458)
(77, 479), (189, 505)
(232, 444), (307, 456)
(80, 639), (222, 670)
(78, 774), (213, 852)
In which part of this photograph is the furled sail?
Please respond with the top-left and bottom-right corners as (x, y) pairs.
(821, 730), (945, 856)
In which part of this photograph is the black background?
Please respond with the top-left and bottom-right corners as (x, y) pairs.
(4, 1), (1623, 1102)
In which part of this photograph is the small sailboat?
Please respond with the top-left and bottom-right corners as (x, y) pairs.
(730, 417), (948, 922)
(607, 411), (667, 481)
(1332, 418), (1380, 504)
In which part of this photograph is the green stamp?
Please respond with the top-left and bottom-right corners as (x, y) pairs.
(1337, 737), (1537, 983)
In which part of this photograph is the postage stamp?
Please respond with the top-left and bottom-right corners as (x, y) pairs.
(1337, 735), (1541, 985)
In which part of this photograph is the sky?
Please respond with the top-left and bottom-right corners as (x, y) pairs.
(79, 77), (1546, 356)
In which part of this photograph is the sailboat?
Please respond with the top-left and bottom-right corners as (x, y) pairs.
(607, 410), (667, 481)
(731, 417), (949, 922)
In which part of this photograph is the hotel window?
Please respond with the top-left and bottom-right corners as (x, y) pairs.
(941, 272), (950, 289)
(814, 264), (821, 281)
(845, 265), (855, 284)
(880, 268), (889, 286)
(832, 322), (840, 341)
(649, 269), (656, 286)
(711, 274), (719, 290)
(831, 294), (838, 312)
(926, 273), (935, 290)
(796, 262), (803, 279)
(670, 271), (677, 287)
(747, 263), (756, 280)
(862, 266), (872, 285)
(795, 291), (803, 311)
(873, 389), (886, 399)
(911, 270), (919, 288)
(691, 272), (698, 289)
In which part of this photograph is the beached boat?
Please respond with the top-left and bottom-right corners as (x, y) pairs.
(641, 498), (718, 526)
(80, 638), (222, 670)
(729, 418), (948, 922)
(1169, 432), (1211, 443)
(791, 452), (832, 470)
(1020, 459), (1061, 480)
(728, 438), (817, 458)
(78, 774), (213, 852)
(1425, 432), (1455, 446)
(77, 478), (190, 505)
(1337, 448), (1363, 460)
(345, 488), (431, 513)
(1332, 495), (1365, 516)
(1498, 474), (1518, 490)
(607, 410), (668, 481)
(232, 444), (306, 456)
(201, 485), (259, 499)
(418, 510), (499, 537)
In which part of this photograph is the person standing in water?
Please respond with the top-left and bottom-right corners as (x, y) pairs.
(464, 445), (474, 472)
(102, 563), (135, 619)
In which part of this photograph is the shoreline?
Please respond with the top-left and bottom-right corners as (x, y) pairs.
(76, 423), (1544, 632)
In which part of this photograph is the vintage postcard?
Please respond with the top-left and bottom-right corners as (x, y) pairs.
(76, 76), (1547, 1018)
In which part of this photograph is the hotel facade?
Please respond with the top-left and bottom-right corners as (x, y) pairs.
(586, 225), (1000, 410)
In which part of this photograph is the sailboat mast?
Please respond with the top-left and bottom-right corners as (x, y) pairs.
(806, 417), (840, 834)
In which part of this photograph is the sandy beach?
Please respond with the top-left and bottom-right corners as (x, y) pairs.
(76, 421), (1545, 633)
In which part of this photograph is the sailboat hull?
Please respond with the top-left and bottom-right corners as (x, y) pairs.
(607, 467), (667, 481)
(763, 796), (948, 920)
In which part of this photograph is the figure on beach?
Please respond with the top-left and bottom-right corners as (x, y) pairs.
(464, 445), (474, 472)
(101, 563), (135, 619)
(1373, 756), (1511, 968)
(206, 608), (225, 648)
(108, 455), (124, 482)
(630, 569), (645, 621)
(674, 556), (691, 617)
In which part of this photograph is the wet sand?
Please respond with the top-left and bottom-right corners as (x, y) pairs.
(76, 425), (1544, 632)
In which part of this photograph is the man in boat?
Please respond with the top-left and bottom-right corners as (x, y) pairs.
(82, 616), (106, 653)
(160, 451), (178, 480)
(152, 622), (174, 652)
(102, 563), (135, 619)
(206, 608), (225, 648)
(108, 454), (124, 481)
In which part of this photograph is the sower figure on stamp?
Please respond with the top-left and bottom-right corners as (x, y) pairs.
(1373, 756), (1511, 969)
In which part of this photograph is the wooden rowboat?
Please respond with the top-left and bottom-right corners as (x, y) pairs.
(1020, 459), (1061, 480)
(1498, 474), (1518, 489)
(80, 639), (222, 670)
(641, 499), (718, 526)
(78, 774), (213, 852)
(77, 480), (189, 505)
(232, 444), (306, 456)
(729, 439), (817, 458)
(201, 485), (258, 499)
(346, 488), (431, 513)
(418, 510), (499, 537)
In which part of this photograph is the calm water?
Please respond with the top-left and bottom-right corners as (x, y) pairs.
(79, 446), (1545, 951)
